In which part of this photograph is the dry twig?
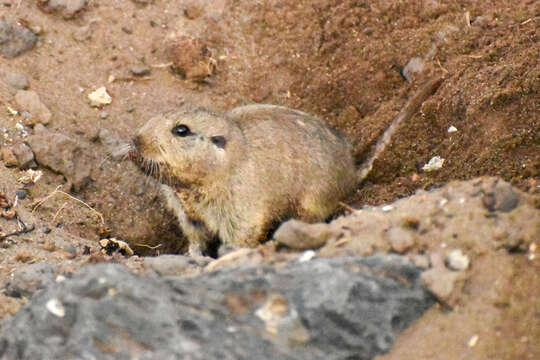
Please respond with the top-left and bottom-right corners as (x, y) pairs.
(32, 185), (105, 225)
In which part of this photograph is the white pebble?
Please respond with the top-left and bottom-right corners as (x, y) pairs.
(446, 249), (470, 271)
(422, 156), (445, 172)
(447, 125), (458, 133)
(298, 250), (316, 263)
(46, 298), (65, 317)
(467, 334), (479, 347)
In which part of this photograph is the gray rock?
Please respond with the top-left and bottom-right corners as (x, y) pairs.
(401, 57), (425, 82)
(10, 142), (36, 169)
(37, 0), (87, 19)
(0, 22), (37, 58)
(5, 262), (58, 298)
(2, 72), (29, 91)
(26, 131), (93, 191)
(14, 90), (52, 126)
(130, 64), (151, 77)
(0, 256), (434, 360)
(482, 181), (519, 212)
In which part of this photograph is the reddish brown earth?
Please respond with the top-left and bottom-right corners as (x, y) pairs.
(0, 0), (538, 359)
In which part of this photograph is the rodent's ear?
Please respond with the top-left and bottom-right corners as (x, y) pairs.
(210, 135), (227, 149)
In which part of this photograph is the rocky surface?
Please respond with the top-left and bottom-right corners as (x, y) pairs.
(0, 256), (434, 360)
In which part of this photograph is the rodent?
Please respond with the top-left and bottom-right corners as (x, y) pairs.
(128, 77), (444, 256)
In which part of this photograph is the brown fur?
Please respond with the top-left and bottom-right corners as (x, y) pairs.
(131, 105), (356, 255)
(130, 77), (443, 255)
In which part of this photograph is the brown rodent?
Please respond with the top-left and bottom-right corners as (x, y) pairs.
(129, 77), (444, 256)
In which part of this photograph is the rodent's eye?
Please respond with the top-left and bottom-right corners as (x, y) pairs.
(171, 124), (191, 137)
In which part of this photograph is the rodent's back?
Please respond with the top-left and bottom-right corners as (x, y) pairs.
(227, 104), (357, 221)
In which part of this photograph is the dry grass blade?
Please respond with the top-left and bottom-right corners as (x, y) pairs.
(32, 185), (105, 226)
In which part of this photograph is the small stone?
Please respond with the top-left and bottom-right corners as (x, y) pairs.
(401, 57), (425, 82)
(482, 182), (519, 213)
(144, 255), (200, 276)
(422, 156), (445, 172)
(63, 244), (77, 255)
(15, 189), (27, 200)
(184, 1), (204, 19)
(2, 72), (29, 91)
(467, 334), (479, 347)
(130, 64), (151, 77)
(10, 142), (36, 169)
(386, 227), (415, 253)
(15, 90), (52, 126)
(27, 131), (93, 191)
(166, 35), (215, 82)
(411, 254), (430, 269)
(445, 249), (469, 271)
(99, 111), (109, 119)
(421, 266), (460, 302)
(0, 22), (38, 58)
(45, 298), (65, 317)
(88, 87), (112, 107)
(121, 26), (133, 34)
(273, 219), (333, 250)
(1, 147), (18, 167)
(447, 125), (458, 133)
(297, 250), (316, 263)
(37, 0), (87, 19)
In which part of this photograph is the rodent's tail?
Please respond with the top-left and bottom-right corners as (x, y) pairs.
(356, 75), (445, 184)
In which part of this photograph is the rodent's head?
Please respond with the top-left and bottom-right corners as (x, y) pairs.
(131, 108), (244, 187)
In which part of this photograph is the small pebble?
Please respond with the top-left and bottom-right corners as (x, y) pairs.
(422, 156), (445, 172)
(401, 57), (425, 82)
(467, 334), (479, 347)
(15, 189), (27, 200)
(46, 298), (65, 318)
(387, 227), (415, 253)
(63, 244), (77, 255)
(446, 249), (469, 271)
(3, 72), (29, 91)
(130, 64), (151, 77)
(1, 147), (18, 167)
(298, 250), (316, 263)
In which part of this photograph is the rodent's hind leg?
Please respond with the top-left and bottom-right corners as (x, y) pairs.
(296, 193), (337, 223)
(161, 185), (215, 257)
